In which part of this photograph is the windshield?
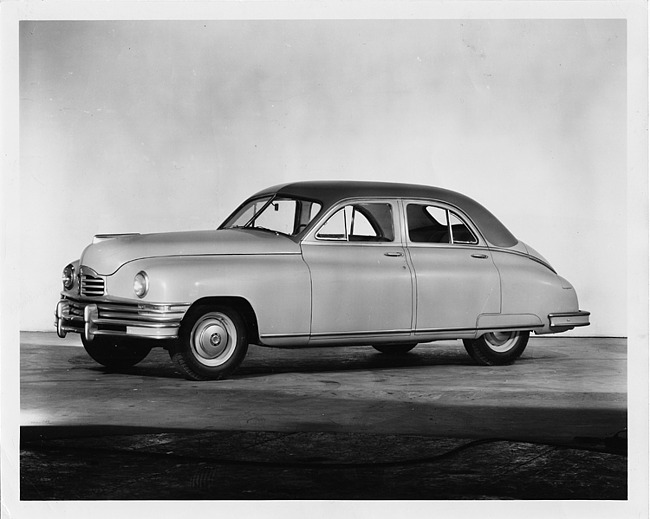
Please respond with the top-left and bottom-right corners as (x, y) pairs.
(221, 195), (323, 236)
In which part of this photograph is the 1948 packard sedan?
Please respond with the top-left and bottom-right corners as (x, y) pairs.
(55, 181), (590, 380)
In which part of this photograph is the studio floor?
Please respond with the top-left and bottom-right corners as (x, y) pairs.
(19, 332), (627, 501)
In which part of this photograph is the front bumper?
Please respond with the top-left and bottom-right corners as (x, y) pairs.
(548, 310), (591, 330)
(55, 296), (190, 341)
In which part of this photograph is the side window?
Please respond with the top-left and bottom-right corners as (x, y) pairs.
(316, 206), (347, 240)
(315, 203), (394, 242)
(407, 204), (450, 243)
(407, 204), (477, 245)
(449, 212), (478, 244)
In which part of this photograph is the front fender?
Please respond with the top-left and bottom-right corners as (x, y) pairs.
(108, 254), (312, 339)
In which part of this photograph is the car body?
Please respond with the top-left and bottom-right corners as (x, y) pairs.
(55, 180), (590, 380)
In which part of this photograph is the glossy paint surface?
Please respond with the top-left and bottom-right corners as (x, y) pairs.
(59, 182), (588, 345)
(81, 228), (301, 276)
(301, 241), (413, 337)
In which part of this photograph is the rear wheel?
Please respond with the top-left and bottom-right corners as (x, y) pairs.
(372, 343), (417, 355)
(81, 336), (152, 369)
(463, 331), (529, 365)
(171, 305), (248, 381)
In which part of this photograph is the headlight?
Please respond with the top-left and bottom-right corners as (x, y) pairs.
(62, 264), (75, 290)
(133, 271), (149, 298)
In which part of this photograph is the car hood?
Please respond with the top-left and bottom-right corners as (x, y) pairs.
(80, 229), (301, 275)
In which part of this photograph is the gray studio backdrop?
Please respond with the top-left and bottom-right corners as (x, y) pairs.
(19, 19), (626, 336)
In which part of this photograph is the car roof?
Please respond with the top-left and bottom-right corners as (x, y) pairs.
(251, 180), (518, 248)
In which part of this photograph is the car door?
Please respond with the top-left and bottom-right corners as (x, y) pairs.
(404, 200), (501, 334)
(300, 199), (413, 339)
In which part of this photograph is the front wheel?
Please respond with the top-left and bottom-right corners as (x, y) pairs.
(463, 331), (529, 365)
(81, 336), (152, 369)
(171, 305), (248, 381)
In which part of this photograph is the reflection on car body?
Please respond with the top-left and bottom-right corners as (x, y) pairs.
(55, 181), (590, 380)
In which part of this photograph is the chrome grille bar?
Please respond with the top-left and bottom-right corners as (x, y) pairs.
(80, 274), (106, 296)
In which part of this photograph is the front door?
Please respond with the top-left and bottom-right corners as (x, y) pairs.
(301, 200), (413, 339)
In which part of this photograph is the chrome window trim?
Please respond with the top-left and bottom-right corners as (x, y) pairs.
(448, 211), (479, 245)
(402, 199), (483, 247)
(306, 197), (402, 244)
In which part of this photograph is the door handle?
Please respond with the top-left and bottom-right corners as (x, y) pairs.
(384, 251), (404, 257)
(471, 254), (488, 259)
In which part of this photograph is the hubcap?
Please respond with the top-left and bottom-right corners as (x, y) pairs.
(484, 331), (519, 353)
(190, 313), (237, 367)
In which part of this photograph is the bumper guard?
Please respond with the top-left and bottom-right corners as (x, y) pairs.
(55, 297), (190, 341)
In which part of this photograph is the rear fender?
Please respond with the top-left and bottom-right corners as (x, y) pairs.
(491, 249), (580, 333)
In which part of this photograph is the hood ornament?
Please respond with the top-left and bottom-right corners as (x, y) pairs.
(92, 233), (140, 244)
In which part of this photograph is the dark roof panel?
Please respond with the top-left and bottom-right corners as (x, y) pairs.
(252, 181), (518, 248)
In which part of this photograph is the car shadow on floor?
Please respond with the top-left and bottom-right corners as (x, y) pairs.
(72, 344), (485, 380)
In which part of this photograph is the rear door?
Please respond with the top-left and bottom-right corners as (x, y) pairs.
(404, 201), (501, 334)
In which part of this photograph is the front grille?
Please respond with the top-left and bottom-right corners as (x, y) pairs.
(80, 273), (105, 296)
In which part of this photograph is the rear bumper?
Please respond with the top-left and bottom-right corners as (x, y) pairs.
(548, 310), (591, 330)
(55, 296), (190, 341)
